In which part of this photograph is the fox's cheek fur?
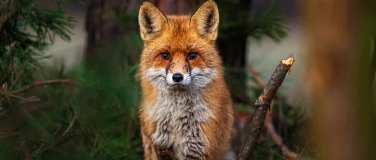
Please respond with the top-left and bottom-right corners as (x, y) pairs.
(191, 67), (217, 87)
(144, 68), (167, 88)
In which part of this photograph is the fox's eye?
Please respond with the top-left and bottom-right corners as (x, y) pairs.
(161, 52), (170, 60)
(188, 52), (198, 60)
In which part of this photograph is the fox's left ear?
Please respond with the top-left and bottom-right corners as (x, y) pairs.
(190, 0), (219, 40)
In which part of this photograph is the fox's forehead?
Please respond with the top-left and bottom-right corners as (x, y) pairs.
(144, 16), (211, 52)
(165, 15), (192, 34)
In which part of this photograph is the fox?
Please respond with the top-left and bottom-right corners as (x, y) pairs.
(137, 1), (234, 159)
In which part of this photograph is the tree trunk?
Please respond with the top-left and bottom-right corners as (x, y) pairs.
(302, 0), (376, 159)
(217, 0), (252, 104)
(84, 0), (140, 67)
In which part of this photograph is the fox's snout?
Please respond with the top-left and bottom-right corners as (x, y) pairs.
(166, 70), (191, 86)
(164, 54), (192, 86)
(172, 73), (184, 82)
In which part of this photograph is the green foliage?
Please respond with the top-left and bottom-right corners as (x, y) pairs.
(189, 0), (288, 43)
(247, 1), (288, 42)
(216, 0), (288, 42)
(0, 64), (143, 159)
(0, 0), (143, 159)
(0, 0), (75, 90)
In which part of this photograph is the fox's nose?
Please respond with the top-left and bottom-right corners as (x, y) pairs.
(172, 73), (184, 82)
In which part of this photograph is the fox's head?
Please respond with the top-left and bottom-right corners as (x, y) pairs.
(138, 1), (223, 89)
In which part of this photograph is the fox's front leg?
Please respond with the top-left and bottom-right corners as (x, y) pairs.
(141, 128), (159, 160)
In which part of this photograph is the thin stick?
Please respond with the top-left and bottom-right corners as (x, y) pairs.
(8, 79), (76, 95)
(371, 36), (376, 79)
(248, 65), (266, 88)
(265, 110), (298, 159)
(2, 83), (12, 105)
(20, 136), (32, 160)
(249, 64), (299, 159)
(237, 56), (295, 160)
(0, 132), (18, 141)
(61, 116), (77, 138)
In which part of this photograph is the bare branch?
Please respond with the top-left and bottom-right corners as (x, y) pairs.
(249, 64), (299, 159)
(60, 116), (77, 138)
(2, 83), (12, 105)
(265, 109), (298, 159)
(371, 36), (376, 80)
(237, 56), (295, 160)
(0, 132), (18, 141)
(249, 65), (266, 88)
(20, 136), (32, 160)
(5, 79), (76, 95)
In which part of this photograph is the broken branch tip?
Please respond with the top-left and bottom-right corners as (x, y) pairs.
(282, 56), (295, 65)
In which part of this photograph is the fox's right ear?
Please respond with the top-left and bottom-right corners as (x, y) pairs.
(190, 1), (219, 41)
(138, 2), (168, 41)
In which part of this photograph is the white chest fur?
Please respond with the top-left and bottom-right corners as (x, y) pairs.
(146, 87), (213, 159)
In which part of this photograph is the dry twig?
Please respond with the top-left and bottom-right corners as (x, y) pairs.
(372, 36), (376, 79)
(265, 110), (298, 159)
(2, 83), (12, 105)
(248, 65), (298, 159)
(60, 116), (77, 138)
(20, 136), (32, 160)
(248, 65), (266, 88)
(8, 79), (76, 95)
(0, 132), (18, 141)
(237, 56), (295, 160)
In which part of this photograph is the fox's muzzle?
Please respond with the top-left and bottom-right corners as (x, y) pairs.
(165, 54), (191, 86)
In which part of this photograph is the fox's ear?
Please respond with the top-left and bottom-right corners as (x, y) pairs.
(138, 2), (168, 41)
(190, 1), (219, 40)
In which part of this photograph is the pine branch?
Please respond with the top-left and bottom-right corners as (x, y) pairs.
(237, 56), (295, 160)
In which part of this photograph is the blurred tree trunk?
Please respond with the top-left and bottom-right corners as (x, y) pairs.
(217, 0), (253, 104)
(84, 0), (140, 67)
(302, 0), (376, 159)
